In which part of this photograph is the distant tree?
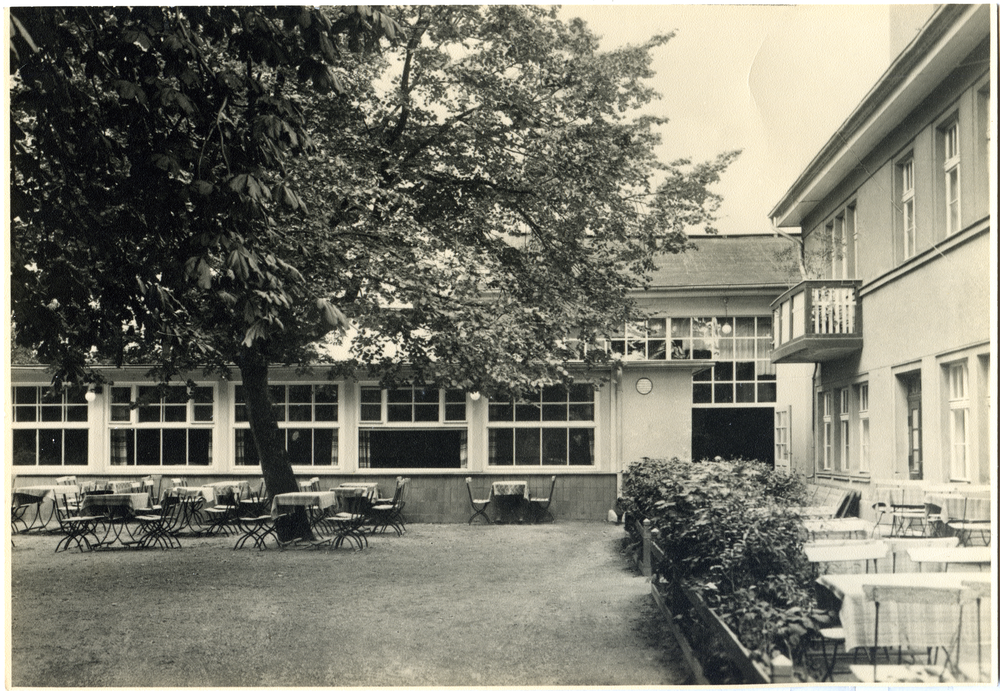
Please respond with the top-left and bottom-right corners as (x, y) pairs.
(10, 6), (736, 541)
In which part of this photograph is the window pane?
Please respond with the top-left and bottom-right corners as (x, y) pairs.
(188, 429), (212, 465)
(163, 404), (187, 423)
(313, 429), (335, 466)
(445, 404), (466, 422)
(314, 404), (337, 422)
(489, 428), (514, 466)
(714, 362), (733, 381)
(736, 383), (756, 403)
(714, 384), (734, 404)
(541, 428), (567, 465)
(14, 387), (37, 405)
(138, 405), (160, 423)
(568, 384), (594, 402)
(38, 430), (62, 465)
(514, 402), (541, 422)
(360, 387), (382, 404)
(288, 385), (311, 404)
(693, 384), (712, 404)
(235, 429), (258, 466)
(162, 429), (187, 464)
(288, 405), (311, 422)
(735, 362), (755, 380)
(315, 385), (338, 404)
(360, 404), (382, 422)
(387, 388), (412, 404)
(387, 404), (411, 423)
(569, 404), (593, 421)
(489, 401), (513, 422)
(12, 429), (36, 465)
(671, 318), (691, 338)
(64, 429), (89, 465)
(413, 404), (438, 423)
(569, 429), (595, 465)
(136, 429), (161, 465)
(542, 403), (567, 422)
(193, 404), (213, 422)
(413, 388), (437, 405)
(515, 429), (541, 465)
(445, 389), (466, 403)
(110, 429), (133, 466)
(735, 317), (755, 337)
(66, 404), (88, 422)
(287, 429), (312, 464)
(14, 403), (37, 423)
(41, 405), (62, 422)
(758, 382), (777, 403)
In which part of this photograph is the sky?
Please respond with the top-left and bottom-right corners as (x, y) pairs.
(561, 4), (909, 236)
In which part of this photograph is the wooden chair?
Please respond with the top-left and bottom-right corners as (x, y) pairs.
(529, 476), (557, 523)
(849, 584), (966, 683)
(466, 477), (491, 524)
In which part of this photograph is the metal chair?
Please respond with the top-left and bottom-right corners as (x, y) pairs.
(319, 489), (368, 550)
(963, 579), (991, 682)
(370, 477), (409, 536)
(11, 491), (44, 534)
(198, 486), (241, 535)
(946, 497), (990, 546)
(133, 495), (183, 549)
(53, 495), (100, 553)
(848, 584), (967, 683)
(234, 492), (276, 550)
(466, 477), (491, 524)
(529, 476), (557, 523)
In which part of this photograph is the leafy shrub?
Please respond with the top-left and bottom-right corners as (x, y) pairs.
(622, 457), (830, 679)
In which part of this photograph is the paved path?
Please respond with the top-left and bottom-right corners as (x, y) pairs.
(10, 522), (690, 687)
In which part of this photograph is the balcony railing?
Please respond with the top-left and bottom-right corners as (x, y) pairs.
(770, 280), (863, 364)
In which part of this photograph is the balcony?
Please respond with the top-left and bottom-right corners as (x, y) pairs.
(770, 280), (863, 364)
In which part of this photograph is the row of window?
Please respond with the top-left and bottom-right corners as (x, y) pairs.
(815, 85), (990, 279)
(10, 383), (599, 469)
(818, 360), (976, 481)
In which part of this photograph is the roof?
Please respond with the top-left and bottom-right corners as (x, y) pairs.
(770, 4), (989, 228)
(646, 234), (799, 290)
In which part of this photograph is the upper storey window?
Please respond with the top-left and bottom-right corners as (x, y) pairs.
(899, 157), (916, 259)
(941, 121), (961, 235)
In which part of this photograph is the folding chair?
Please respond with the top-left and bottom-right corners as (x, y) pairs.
(234, 491), (276, 550)
(53, 495), (100, 553)
(849, 584), (966, 683)
(529, 476), (557, 523)
(319, 489), (367, 550)
(198, 487), (240, 535)
(947, 497), (990, 546)
(11, 491), (44, 534)
(134, 495), (183, 549)
(466, 477), (491, 524)
(370, 477), (409, 536)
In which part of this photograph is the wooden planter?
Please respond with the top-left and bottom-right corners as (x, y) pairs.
(639, 519), (794, 685)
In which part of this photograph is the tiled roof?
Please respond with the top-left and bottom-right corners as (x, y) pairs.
(646, 234), (800, 289)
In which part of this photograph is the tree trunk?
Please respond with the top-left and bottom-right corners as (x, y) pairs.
(237, 346), (313, 543)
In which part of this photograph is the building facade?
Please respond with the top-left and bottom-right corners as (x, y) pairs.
(10, 235), (806, 521)
(769, 5), (993, 508)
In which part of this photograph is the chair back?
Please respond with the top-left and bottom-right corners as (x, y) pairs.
(300, 477), (321, 492)
(886, 536), (959, 572)
(55, 475), (77, 486)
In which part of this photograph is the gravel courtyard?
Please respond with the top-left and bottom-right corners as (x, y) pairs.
(9, 521), (689, 687)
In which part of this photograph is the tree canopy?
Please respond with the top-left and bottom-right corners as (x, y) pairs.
(10, 6), (737, 535)
(10, 5), (736, 396)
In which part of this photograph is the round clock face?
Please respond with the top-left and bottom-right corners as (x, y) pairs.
(635, 377), (653, 395)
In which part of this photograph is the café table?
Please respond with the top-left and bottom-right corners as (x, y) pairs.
(81, 493), (151, 548)
(202, 480), (251, 500)
(816, 571), (991, 652)
(804, 540), (888, 575)
(907, 546), (993, 572)
(272, 491), (338, 543)
(491, 481), (529, 523)
(12, 485), (80, 532)
(168, 486), (214, 534)
(335, 484), (379, 520)
(925, 493), (991, 545)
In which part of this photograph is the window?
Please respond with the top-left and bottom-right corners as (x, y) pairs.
(359, 386), (467, 469)
(848, 205), (859, 279)
(610, 318), (668, 360)
(942, 121), (961, 235)
(109, 384), (214, 466)
(488, 385), (595, 466)
(857, 383), (870, 472)
(11, 386), (89, 466)
(821, 392), (832, 471)
(900, 158), (916, 258)
(234, 384), (339, 466)
(838, 389), (850, 471)
(692, 317), (775, 404)
(360, 386), (465, 423)
(833, 213), (847, 279)
(774, 407), (790, 467)
(947, 362), (970, 481)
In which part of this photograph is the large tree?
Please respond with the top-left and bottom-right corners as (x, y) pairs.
(9, 6), (736, 540)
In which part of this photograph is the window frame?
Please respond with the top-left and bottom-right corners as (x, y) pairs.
(486, 384), (597, 467)
(10, 385), (90, 467)
(108, 382), (217, 467)
(941, 120), (961, 235)
(821, 391), (833, 471)
(358, 385), (467, 425)
(899, 156), (916, 259)
(947, 362), (970, 481)
(233, 382), (341, 468)
(838, 388), (850, 471)
(857, 383), (870, 473)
